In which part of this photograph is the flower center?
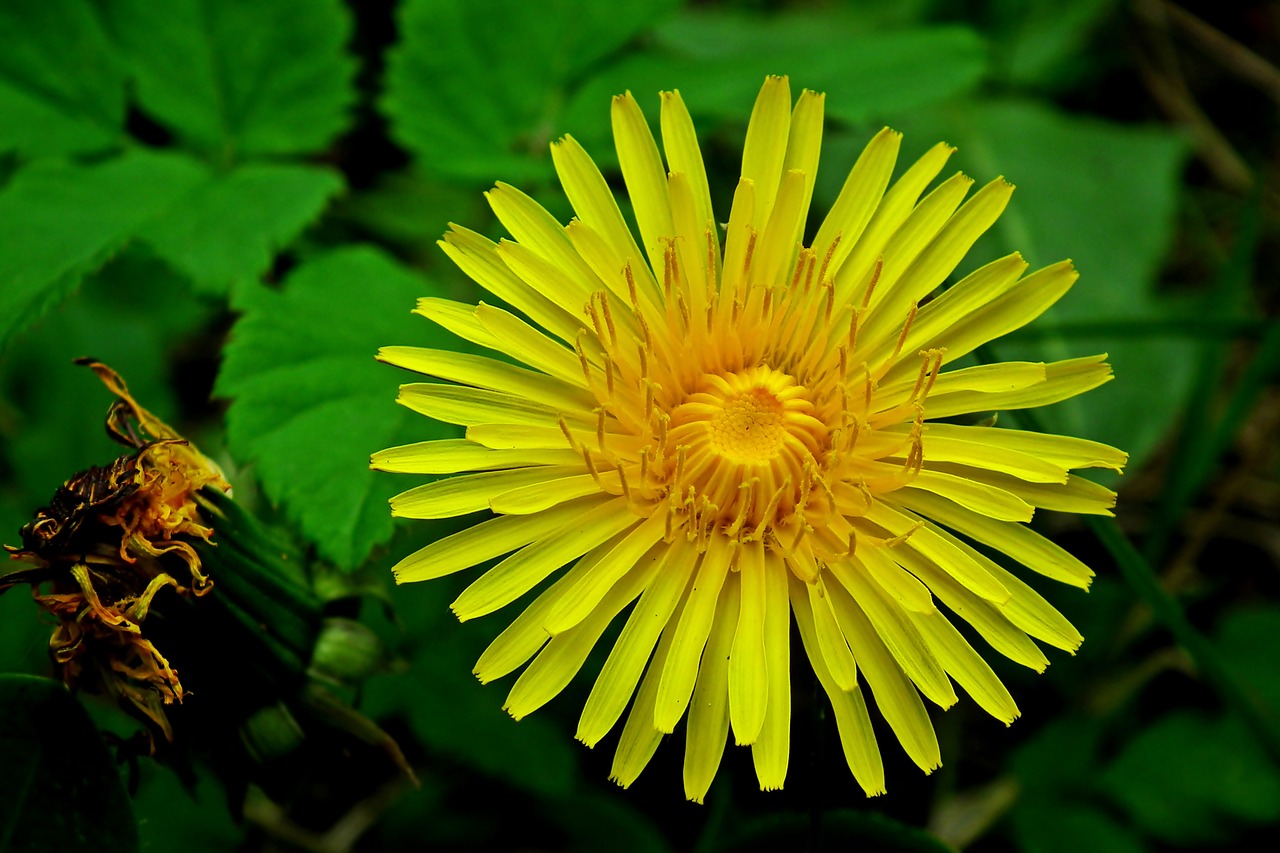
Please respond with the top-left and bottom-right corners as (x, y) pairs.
(707, 386), (787, 463)
(665, 366), (830, 541)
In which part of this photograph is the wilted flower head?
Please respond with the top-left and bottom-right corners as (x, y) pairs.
(376, 76), (1127, 801)
(2, 360), (230, 741)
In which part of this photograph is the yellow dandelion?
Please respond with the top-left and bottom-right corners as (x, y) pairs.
(374, 75), (1127, 802)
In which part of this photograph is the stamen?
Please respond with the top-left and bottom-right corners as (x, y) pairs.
(726, 480), (756, 539)
(617, 465), (633, 502)
(599, 353), (615, 399)
(740, 229), (758, 293)
(600, 292), (618, 344)
(596, 408), (607, 451)
(860, 257), (883, 310)
(817, 234), (840, 285)
(574, 335), (592, 385)
(558, 417), (578, 451)
(581, 445), (601, 481)
(891, 302), (919, 359)
(626, 261), (642, 310)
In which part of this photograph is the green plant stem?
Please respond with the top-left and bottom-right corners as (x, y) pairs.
(1086, 515), (1280, 770)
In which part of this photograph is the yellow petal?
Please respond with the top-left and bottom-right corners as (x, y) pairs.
(660, 90), (718, 265)
(397, 382), (568, 428)
(440, 225), (582, 343)
(414, 296), (502, 350)
(791, 574), (885, 796)
(577, 545), (696, 747)
(370, 439), (579, 474)
(813, 126), (900, 289)
(853, 547), (936, 614)
(927, 465), (1116, 516)
(551, 134), (655, 293)
(390, 494), (611, 583)
(826, 580), (941, 773)
(806, 574), (859, 690)
(779, 89), (824, 250)
(832, 562), (957, 710)
(489, 472), (608, 515)
(729, 539), (768, 745)
(390, 465), (581, 519)
(876, 252), (1028, 378)
(834, 140), (954, 307)
(923, 355), (1114, 419)
(543, 509), (669, 635)
(907, 609), (1020, 725)
(750, 551), (793, 791)
(613, 91), (675, 277)
(504, 551), (661, 719)
(473, 303), (592, 387)
(893, 488), (1094, 589)
(654, 534), (734, 732)
(683, 570), (738, 803)
(857, 171), (974, 336)
(379, 345), (591, 410)
(885, 424), (1069, 484)
(611, 595), (687, 788)
(450, 497), (637, 620)
(914, 423), (1128, 472)
(906, 468), (1036, 523)
(863, 503), (1010, 603)
(889, 543), (1049, 673)
(929, 260), (1079, 370)
(739, 75), (791, 232)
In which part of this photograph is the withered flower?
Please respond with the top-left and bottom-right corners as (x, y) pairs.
(2, 359), (230, 741)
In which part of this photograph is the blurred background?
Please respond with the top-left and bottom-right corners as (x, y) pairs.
(0, 0), (1278, 850)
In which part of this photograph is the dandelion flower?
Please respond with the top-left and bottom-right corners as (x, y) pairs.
(375, 76), (1127, 801)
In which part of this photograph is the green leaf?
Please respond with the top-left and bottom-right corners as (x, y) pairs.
(1101, 711), (1280, 844)
(901, 99), (1190, 474)
(132, 766), (241, 853)
(383, 0), (682, 182)
(138, 163), (344, 295)
(360, 575), (582, 797)
(0, 675), (139, 853)
(0, 151), (207, 352)
(0, 0), (127, 157)
(106, 0), (355, 159)
(560, 17), (987, 158)
(1011, 802), (1145, 853)
(985, 0), (1116, 89)
(1216, 606), (1280, 721)
(217, 246), (454, 569)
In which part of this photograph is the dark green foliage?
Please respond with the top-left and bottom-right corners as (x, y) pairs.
(0, 0), (1276, 850)
(0, 675), (139, 853)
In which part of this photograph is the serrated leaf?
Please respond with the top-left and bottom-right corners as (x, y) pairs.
(217, 247), (454, 569)
(106, 0), (356, 158)
(0, 675), (139, 853)
(559, 17), (987, 158)
(138, 163), (344, 295)
(0, 0), (127, 157)
(0, 151), (207, 351)
(383, 0), (681, 182)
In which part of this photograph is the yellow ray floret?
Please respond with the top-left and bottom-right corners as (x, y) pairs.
(375, 75), (1127, 802)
